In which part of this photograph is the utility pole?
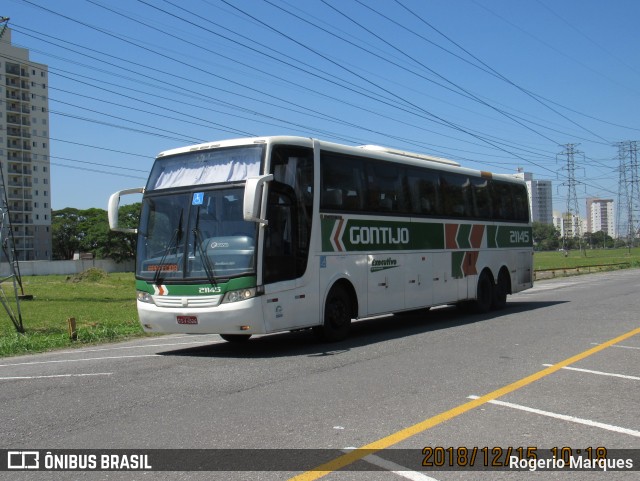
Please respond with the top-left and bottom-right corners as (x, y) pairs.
(558, 144), (585, 255)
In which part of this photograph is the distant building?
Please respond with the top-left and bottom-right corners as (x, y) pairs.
(553, 210), (583, 239)
(586, 198), (615, 237)
(515, 171), (553, 224)
(0, 27), (52, 260)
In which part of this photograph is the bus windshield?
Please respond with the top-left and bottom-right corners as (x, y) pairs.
(136, 145), (264, 283)
(137, 187), (257, 283)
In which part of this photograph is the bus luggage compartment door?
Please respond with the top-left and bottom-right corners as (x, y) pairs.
(367, 254), (405, 315)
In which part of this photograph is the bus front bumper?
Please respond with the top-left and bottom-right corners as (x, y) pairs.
(136, 297), (267, 335)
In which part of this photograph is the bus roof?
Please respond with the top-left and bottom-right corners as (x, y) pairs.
(357, 145), (460, 167)
(155, 136), (522, 183)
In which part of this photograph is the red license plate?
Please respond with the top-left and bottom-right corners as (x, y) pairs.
(177, 316), (198, 325)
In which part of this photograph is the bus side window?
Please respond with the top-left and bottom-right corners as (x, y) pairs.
(365, 161), (406, 213)
(321, 189), (343, 209)
(513, 184), (530, 222)
(471, 177), (492, 219)
(440, 173), (469, 218)
(407, 168), (440, 216)
(492, 181), (515, 221)
(320, 152), (365, 212)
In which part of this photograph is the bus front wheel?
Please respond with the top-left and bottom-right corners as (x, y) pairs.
(315, 287), (352, 342)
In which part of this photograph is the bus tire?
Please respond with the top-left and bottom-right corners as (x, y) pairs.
(492, 269), (510, 310)
(474, 271), (493, 314)
(220, 334), (252, 343)
(315, 286), (352, 342)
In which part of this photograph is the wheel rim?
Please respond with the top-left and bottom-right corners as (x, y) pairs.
(327, 296), (348, 329)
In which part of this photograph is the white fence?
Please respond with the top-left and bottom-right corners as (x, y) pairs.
(1, 259), (135, 277)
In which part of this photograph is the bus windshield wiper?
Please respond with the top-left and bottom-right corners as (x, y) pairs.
(192, 227), (218, 286)
(154, 209), (183, 286)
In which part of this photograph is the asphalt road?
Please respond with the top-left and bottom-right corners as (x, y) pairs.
(1, 268), (639, 481)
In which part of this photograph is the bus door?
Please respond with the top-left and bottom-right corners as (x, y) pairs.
(367, 253), (405, 315)
(261, 146), (315, 332)
(261, 185), (300, 331)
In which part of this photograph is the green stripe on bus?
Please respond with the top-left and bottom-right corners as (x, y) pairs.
(456, 224), (472, 249)
(321, 218), (531, 252)
(135, 276), (257, 296)
(321, 218), (445, 252)
(452, 252), (465, 279)
(487, 226), (533, 248)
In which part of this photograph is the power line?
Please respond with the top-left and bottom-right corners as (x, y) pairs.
(7, 0), (625, 200)
(391, 0), (612, 145)
(6, 22), (562, 164)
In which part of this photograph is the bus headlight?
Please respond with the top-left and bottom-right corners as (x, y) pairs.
(137, 290), (155, 304)
(222, 288), (256, 303)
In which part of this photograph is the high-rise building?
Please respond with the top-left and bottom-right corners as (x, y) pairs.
(553, 210), (583, 239)
(515, 171), (553, 224)
(586, 198), (615, 237)
(0, 27), (52, 260)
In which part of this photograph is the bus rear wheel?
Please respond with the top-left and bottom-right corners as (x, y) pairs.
(314, 286), (352, 342)
(220, 334), (252, 343)
(492, 269), (510, 310)
(474, 271), (493, 314)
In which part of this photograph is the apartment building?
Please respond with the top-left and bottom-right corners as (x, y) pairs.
(0, 27), (51, 260)
(515, 171), (553, 224)
(553, 210), (584, 239)
(586, 198), (615, 237)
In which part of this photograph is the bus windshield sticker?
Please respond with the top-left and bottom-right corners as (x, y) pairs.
(192, 192), (204, 205)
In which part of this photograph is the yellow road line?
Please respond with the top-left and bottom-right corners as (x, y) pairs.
(288, 325), (640, 480)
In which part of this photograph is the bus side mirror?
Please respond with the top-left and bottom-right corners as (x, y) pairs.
(243, 174), (273, 225)
(108, 187), (144, 233)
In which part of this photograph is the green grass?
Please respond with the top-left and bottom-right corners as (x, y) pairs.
(0, 269), (143, 358)
(534, 247), (640, 271)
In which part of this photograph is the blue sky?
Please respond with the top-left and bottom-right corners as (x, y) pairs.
(4, 0), (640, 216)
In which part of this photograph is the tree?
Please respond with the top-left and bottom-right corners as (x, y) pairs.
(532, 222), (560, 251)
(583, 230), (614, 249)
(52, 204), (140, 261)
(104, 203), (139, 262)
(52, 208), (82, 260)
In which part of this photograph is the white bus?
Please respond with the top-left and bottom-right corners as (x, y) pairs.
(109, 136), (533, 342)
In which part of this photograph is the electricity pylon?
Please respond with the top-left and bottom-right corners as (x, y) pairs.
(0, 167), (26, 333)
(558, 144), (585, 254)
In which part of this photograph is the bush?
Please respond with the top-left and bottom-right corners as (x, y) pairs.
(67, 268), (108, 283)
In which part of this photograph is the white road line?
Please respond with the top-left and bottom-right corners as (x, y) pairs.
(542, 364), (640, 380)
(0, 373), (112, 381)
(591, 343), (640, 351)
(343, 448), (439, 481)
(0, 354), (160, 368)
(57, 339), (223, 355)
(467, 396), (640, 437)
